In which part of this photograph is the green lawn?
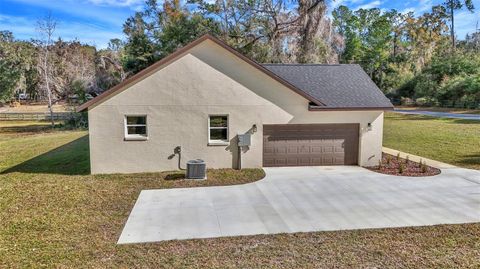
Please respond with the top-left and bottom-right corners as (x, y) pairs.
(1, 120), (479, 268)
(384, 112), (480, 170)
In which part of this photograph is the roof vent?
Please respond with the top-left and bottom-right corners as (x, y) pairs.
(186, 159), (206, 180)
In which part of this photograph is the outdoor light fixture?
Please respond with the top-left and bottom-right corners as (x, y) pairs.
(367, 122), (372, 131)
(252, 124), (257, 133)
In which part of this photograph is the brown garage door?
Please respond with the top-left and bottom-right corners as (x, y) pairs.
(263, 124), (359, 167)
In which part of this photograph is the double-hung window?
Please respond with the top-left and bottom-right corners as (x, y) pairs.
(208, 115), (228, 144)
(124, 115), (148, 140)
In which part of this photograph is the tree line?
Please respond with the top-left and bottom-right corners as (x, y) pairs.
(0, 0), (479, 108)
(333, 1), (479, 107)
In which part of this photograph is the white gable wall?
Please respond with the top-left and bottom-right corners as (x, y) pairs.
(88, 40), (384, 174)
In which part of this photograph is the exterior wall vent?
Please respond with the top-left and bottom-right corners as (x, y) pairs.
(186, 159), (207, 179)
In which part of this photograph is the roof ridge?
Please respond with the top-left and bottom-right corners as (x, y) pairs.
(261, 63), (359, 66)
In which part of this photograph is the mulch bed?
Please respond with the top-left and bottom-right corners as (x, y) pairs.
(367, 153), (441, 177)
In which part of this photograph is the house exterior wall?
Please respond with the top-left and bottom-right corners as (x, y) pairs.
(88, 40), (384, 174)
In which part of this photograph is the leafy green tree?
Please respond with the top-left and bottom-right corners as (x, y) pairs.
(157, 14), (220, 57)
(443, 0), (475, 51)
(403, 5), (449, 72)
(122, 0), (220, 74)
(0, 40), (21, 102)
(332, 6), (392, 87)
(385, 10), (409, 59)
(332, 6), (362, 62)
(0, 31), (38, 103)
(398, 52), (480, 106)
(123, 12), (158, 74)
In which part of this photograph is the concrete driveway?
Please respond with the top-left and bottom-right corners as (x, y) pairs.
(118, 166), (480, 244)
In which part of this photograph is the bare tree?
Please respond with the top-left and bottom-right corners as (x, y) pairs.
(36, 13), (57, 127)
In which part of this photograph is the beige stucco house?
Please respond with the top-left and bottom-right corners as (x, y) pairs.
(78, 34), (393, 174)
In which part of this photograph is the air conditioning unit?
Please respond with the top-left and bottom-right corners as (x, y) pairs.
(186, 159), (207, 180)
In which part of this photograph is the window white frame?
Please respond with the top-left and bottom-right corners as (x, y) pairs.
(124, 115), (148, 141)
(208, 115), (229, 145)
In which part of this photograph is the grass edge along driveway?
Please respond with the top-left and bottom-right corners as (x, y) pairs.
(383, 112), (480, 170)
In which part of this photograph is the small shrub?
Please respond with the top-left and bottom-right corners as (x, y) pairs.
(406, 155), (410, 165)
(415, 97), (439, 107)
(418, 159), (423, 168)
(415, 97), (429, 106)
(399, 163), (405, 174)
(386, 155), (391, 165)
(397, 152), (401, 161)
(64, 111), (88, 129)
(421, 161), (428, 173)
(400, 97), (415, 106)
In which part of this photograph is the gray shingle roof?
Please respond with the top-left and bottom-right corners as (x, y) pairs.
(262, 64), (393, 109)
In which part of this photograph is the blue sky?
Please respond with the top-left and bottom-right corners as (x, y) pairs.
(1, 0), (479, 48)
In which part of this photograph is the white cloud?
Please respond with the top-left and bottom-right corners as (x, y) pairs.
(86, 0), (144, 7)
(329, 0), (346, 10)
(355, 0), (382, 10)
(415, 0), (433, 14)
(401, 7), (415, 14)
(329, 0), (366, 10)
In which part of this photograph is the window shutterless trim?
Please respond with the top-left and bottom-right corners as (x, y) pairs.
(208, 115), (229, 144)
(124, 115), (148, 141)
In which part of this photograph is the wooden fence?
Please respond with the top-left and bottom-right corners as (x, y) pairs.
(0, 112), (74, 121)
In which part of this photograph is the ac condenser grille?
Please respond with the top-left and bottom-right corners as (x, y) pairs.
(186, 159), (206, 179)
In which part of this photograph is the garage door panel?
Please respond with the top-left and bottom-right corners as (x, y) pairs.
(298, 157), (310, 165)
(263, 158), (275, 166)
(334, 156), (348, 165)
(276, 147), (287, 154)
(334, 145), (344, 153)
(287, 146), (298, 154)
(322, 157), (334, 165)
(287, 158), (298, 165)
(298, 146), (310, 154)
(264, 146), (275, 152)
(323, 146), (334, 153)
(263, 124), (358, 167)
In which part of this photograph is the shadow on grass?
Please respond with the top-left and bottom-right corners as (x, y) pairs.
(457, 153), (480, 168)
(164, 172), (186, 181)
(0, 124), (56, 134)
(449, 119), (480, 124)
(2, 135), (90, 175)
(390, 114), (480, 124)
